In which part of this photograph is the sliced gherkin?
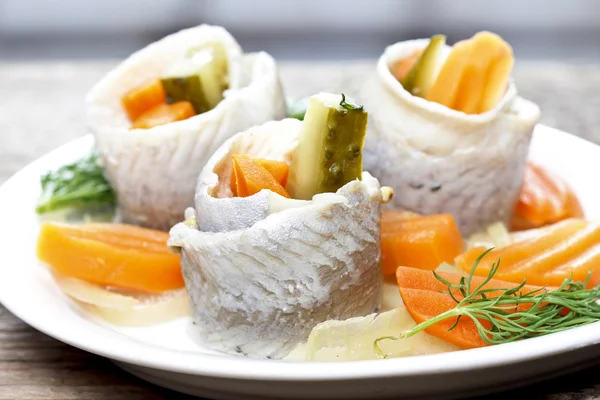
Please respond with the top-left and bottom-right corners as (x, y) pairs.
(161, 42), (229, 114)
(287, 93), (367, 200)
(401, 35), (446, 98)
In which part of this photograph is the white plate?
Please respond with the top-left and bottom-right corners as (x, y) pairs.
(2, 125), (600, 400)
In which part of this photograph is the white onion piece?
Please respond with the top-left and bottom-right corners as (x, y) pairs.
(54, 275), (189, 326)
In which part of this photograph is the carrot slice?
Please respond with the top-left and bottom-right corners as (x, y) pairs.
(231, 154), (290, 198)
(131, 101), (195, 130)
(512, 163), (584, 231)
(381, 214), (463, 275)
(399, 288), (488, 348)
(380, 210), (420, 230)
(478, 35), (513, 113)
(455, 219), (590, 286)
(453, 32), (506, 114)
(36, 223), (183, 293)
(392, 50), (422, 81)
(396, 267), (546, 348)
(121, 79), (167, 121)
(253, 159), (290, 187)
(426, 40), (472, 108)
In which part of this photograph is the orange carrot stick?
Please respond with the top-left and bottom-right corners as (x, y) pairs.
(132, 101), (195, 130)
(37, 223), (183, 293)
(231, 154), (290, 198)
(121, 79), (167, 121)
(381, 214), (463, 275)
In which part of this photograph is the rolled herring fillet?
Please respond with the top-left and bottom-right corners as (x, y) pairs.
(361, 38), (541, 235)
(86, 25), (286, 230)
(169, 119), (384, 359)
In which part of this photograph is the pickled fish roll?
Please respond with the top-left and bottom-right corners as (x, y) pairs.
(169, 94), (390, 359)
(361, 31), (540, 235)
(86, 25), (285, 230)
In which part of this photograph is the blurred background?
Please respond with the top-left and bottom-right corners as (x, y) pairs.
(1, 0), (599, 61)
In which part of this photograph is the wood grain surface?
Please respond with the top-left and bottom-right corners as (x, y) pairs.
(1, 61), (600, 400)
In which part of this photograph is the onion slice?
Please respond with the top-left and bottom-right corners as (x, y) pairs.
(54, 275), (189, 326)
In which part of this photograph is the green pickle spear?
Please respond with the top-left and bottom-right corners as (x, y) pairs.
(401, 35), (446, 97)
(161, 42), (229, 114)
(287, 93), (368, 200)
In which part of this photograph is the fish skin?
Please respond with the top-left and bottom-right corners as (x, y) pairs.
(86, 25), (286, 231)
(361, 39), (540, 236)
(169, 120), (384, 359)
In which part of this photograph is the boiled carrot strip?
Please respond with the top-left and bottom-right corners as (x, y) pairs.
(426, 40), (472, 108)
(478, 36), (513, 113)
(381, 214), (463, 275)
(380, 210), (420, 231)
(396, 266), (542, 295)
(512, 163), (584, 231)
(453, 32), (505, 114)
(36, 222), (183, 293)
(253, 159), (290, 187)
(122, 79), (167, 121)
(132, 101), (195, 129)
(544, 244), (600, 286)
(455, 219), (587, 278)
(231, 154), (290, 198)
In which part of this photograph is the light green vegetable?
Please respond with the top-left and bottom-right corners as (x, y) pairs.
(161, 42), (229, 114)
(286, 93), (367, 200)
(36, 153), (116, 214)
(401, 35), (446, 97)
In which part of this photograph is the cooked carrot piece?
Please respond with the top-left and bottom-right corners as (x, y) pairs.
(131, 101), (195, 130)
(512, 163), (584, 231)
(392, 50), (422, 81)
(426, 40), (472, 108)
(380, 210), (420, 229)
(36, 222), (183, 293)
(396, 267), (546, 348)
(478, 35), (513, 113)
(455, 219), (591, 286)
(230, 158), (289, 196)
(121, 79), (167, 121)
(381, 214), (463, 275)
(231, 154), (290, 198)
(253, 159), (290, 187)
(453, 32), (510, 114)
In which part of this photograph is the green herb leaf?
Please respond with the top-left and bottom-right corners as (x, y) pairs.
(339, 93), (364, 111)
(36, 153), (116, 214)
(374, 248), (600, 358)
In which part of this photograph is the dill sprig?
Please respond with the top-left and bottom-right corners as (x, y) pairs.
(339, 93), (364, 111)
(374, 249), (600, 358)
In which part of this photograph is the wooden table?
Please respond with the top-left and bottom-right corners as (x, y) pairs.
(2, 61), (600, 400)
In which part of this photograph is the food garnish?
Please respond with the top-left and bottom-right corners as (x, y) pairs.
(512, 162), (584, 231)
(230, 154), (290, 198)
(375, 249), (600, 357)
(36, 153), (115, 215)
(381, 212), (463, 275)
(287, 93), (367, 200)
(37, 222), (183, 293)
(456, 219), (600, 287)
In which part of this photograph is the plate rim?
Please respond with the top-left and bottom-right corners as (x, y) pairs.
(2, 125), (600, 382)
